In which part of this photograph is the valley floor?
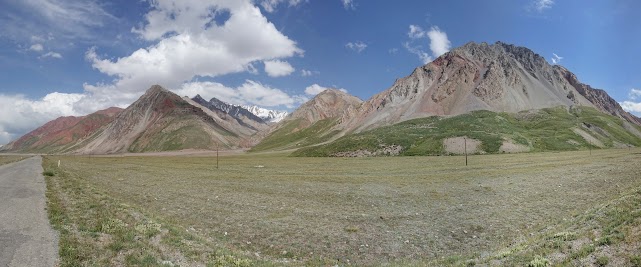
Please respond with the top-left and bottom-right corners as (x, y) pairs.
(41, 148), (641, 266)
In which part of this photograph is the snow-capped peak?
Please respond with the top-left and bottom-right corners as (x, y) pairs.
(242, 105), (288, 123)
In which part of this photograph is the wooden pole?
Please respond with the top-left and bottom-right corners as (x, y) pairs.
(216, 145), (219, 169)
(464, 137), (468, 166)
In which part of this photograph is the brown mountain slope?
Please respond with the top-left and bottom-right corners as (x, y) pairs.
(251, 89), (363, 151)
(76, 85), (247, 154)
(345, 41), (639, 132)
(1, 107), (122, 153)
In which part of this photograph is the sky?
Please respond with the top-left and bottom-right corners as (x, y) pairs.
(0, 0), (640, 145)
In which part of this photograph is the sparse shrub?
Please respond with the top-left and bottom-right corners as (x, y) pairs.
(135, 221), (161, 238)
(596, 256), (609, 266)
(101, 218), (127, 234)
(528, 255), (550, 267)
(43, 170), (55, 176)
(209, 255), (251, 267)
(630, 256), (641, 267)
(570, 244), (595, 260)
(344, 226), (359, 233)
(596, 236), (611, 246)
(552, 231), (576, 241)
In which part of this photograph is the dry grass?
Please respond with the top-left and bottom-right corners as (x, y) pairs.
(45, 148), (641, 266)
(0, 155), (28, 166)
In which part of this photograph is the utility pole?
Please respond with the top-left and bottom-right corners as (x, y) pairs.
(464, 137), (468, 166)
(216, 144), (219, 169)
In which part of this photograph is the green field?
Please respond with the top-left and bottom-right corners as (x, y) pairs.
(43, 149), (641, 266)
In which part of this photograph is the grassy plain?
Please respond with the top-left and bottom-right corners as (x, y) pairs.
(43, 148), (641, 266)
(0, 155), (28, 165)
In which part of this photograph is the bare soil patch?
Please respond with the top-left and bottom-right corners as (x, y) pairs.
(443, 136), (482, 154)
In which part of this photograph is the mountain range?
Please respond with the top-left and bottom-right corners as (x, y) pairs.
(2, 42), (640, 155)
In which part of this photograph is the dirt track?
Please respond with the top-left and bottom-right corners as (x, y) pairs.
(0, 157), (58, 267)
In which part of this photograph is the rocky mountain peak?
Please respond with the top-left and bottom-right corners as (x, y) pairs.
(290, 89), (362, 123)
(344, 41), (641, 133)
(146, 84), (167, 94)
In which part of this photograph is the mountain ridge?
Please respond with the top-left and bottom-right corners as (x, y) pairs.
(3, 42), (640, 155)
(0, 107), (122, 153)
(75, 85), (245, 154)
(256, 41), (641, 153)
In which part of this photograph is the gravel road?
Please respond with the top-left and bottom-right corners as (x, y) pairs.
(0, 157), (58, 267)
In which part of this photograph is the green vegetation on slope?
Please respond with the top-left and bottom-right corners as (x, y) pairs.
(128, 112), (238, 152)
(293, 106), (641, 157)
(250, 118), (340, 152)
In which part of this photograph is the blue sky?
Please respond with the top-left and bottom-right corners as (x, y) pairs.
(0, 0), (640, 144)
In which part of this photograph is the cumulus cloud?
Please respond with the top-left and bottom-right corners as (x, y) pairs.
(84, 0), (303, 110)
(620, 101), (641, 114)
(304, 84), (347, 96)
(300, 69), (319, 76)
(259, 0), (305, 13)
(403, 42), (432, 64)
(534, 0), (554, 11)
(629, 88), (641, 100)
(174, 80), (306, 108)
(264, 60), (295, 77)
(620, 88), (641, 115)
(342, 0), (355, 10)
(346, 41), (367, 53)
(551, 53), (563, 64)
(0, 0), (307, 144)
(408, 25), (425, 39)
(29, 43), (44, 52)
(404, 25), (450, 64)
(427, 26), (450, 57)
(0, 92), (85, 144)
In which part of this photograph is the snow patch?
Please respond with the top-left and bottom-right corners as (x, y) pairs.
(242, 105), (288, 123)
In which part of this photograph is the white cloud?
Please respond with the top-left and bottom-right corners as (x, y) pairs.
(551, 53), (563, 64)
(264, 60), (295, 77)
(304, 84), (347, 96)
(534, 0), (554, 11)
(259, 0), (304, 13)
(29, 43), (44, 52)
(0, 92), (85, 145)
(427, 26), (450, 57)
(0, 0), (309, 145)
(629, 88), (641, 100)
(83, 0), (302, 110)
(620, 101), (641, 114)
(620, 88), (641, 116)
(408, 25), (425, 39)
(403, 42), (432, 64)
(388, 48), (398, 54)
(301, 69), (319, 76)
(346, 41), (367, 53)
(175, 80), (306, 108)
(404, 25), (450, 64)
(0, 0), (117, 44)
(342, 0), (355, 10)
(41, 51), (63, 59)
